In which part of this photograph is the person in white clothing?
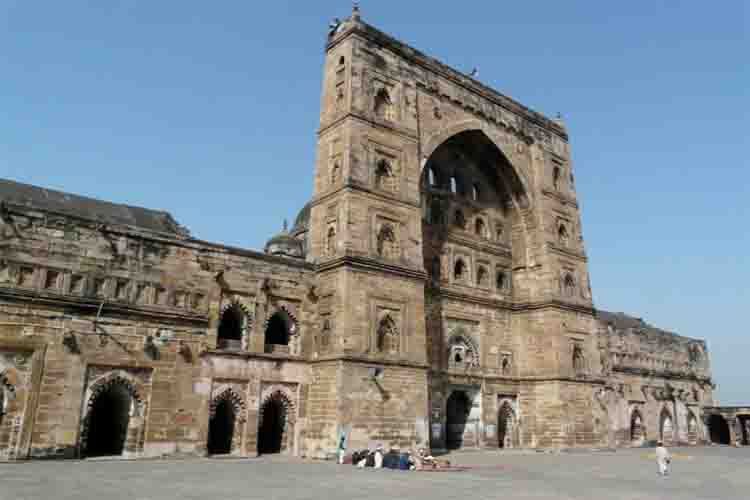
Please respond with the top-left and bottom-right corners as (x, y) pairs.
(655, 441), (671, 476)
(373, 445), (384, 469)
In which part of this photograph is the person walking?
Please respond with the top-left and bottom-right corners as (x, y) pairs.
(337, 433), (347, 464)
(655, 441), (671, 477)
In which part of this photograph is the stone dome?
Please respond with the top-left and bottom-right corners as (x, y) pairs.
(264, 221), (304, 259)
(291, 201), (311, 236)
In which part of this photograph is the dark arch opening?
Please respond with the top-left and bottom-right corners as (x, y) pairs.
(454, 259), (466, 281)
(446, 391), (471, 449)
(258, 397), (286, 454)
(709, 414), (731, 445)
(498, 402), (515, 448)
(218, 306), (243, 350)
(631, 410), (644, 443)
(660, 411), (674, 445)
(83, 383), (132, 458)
(207, 398), (235, 455)
(265, 312), (292, 346)
(475, 218), (486, 237)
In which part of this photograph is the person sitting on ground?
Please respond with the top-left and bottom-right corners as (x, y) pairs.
(415, 448), (436, 469)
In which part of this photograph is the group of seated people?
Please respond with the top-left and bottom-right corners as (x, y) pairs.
(347, 446), (441, 470)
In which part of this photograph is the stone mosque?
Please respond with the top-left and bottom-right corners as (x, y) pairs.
(1, 7), (746, 460)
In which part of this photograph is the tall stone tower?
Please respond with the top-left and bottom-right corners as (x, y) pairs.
(306, 6), (598, 453)
(304, 5), (430, 455)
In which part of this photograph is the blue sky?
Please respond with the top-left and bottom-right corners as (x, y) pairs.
(1, 1), (747, 404)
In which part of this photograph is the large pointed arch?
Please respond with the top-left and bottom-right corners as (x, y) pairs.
(420, 124), (533, 269)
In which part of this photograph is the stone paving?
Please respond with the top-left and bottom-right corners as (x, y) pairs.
(1, 447), (748, 500)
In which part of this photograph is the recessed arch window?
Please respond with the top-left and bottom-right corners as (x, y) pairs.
(319, 319), (332, 353)
(265, 310), (294, 346)
(472, 183), (480, 201)
(338, 55), (345, 66)
(477, 266), (488, 287)
(563, 273), (576, 297)
(375, 159), (395, 192)
(496, 223), (505, 242)
(376, 223), (399, 259)
(374, 88), (394, 120)
(454, 209), (466, 229)
(330, 162), (341, 185)
(572, 344), (586, 374)
(558, 224), (569, 245)
(454, 259), (467, 281)
(496, 270), (509, 291)
(326, 226), (336, 256)
(553, 166), (561, 191)
(217, 305), (244, 349)
(450, 176), (458, 194)
(376, 314), (399, 354)
(475, 218), (487, 238)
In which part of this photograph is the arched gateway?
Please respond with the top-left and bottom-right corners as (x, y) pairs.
(81, 382), (133, 457)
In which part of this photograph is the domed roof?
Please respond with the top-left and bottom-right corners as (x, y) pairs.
(264, 220), (304, 258)
(291, 201), (311, 235)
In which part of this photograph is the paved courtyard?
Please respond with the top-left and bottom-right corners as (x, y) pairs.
(1, 447), (748, 500)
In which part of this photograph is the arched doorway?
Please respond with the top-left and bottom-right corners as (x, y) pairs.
(630, 409), (644, 445)
(660, 410), (674, 446)
(709, 414), (731, 444)
(258, 396), (287, 455)
(82, 383), (132, 457)
(207, 399), (235, 455)
(446, 391), (471, 450)
(217, 305), (243, 350)
(497, 401), (515, 449)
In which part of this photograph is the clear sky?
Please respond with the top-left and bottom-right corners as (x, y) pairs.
(1, 1), (747, 404)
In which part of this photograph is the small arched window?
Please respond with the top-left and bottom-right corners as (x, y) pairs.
(454, 210), (466, 229)
(496, 223), (505, 242)
(217, 305), (244, 349)
(454, 259), (466, 281)
(563, 273), (576, 297)
(338, 55), (345, 66)
(475, 218), (486, 238)
(330, 162), (341, 185)
(428, 167), (437, 187)
(376, 223), (399, 259)
(375, 159), (395, 192)
(573, 344), (585, 374)
(477, 266), (488, 287)
(265, 310), (293, 346)
(326, 226), (336, 256)
(450, 176), (458, 194)
(558, 224), (569, 245)
(320, 319), (332, 353)
(374, 88), (394, 120)
(376, 314), (399, 354)
(553, 166), (561, 191)
(496, 270), (509, 291)
(501, 356), (511, 375)
(472, 183), (479, 201)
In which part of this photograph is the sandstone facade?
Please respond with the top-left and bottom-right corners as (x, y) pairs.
(0, 9), (731, 461)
